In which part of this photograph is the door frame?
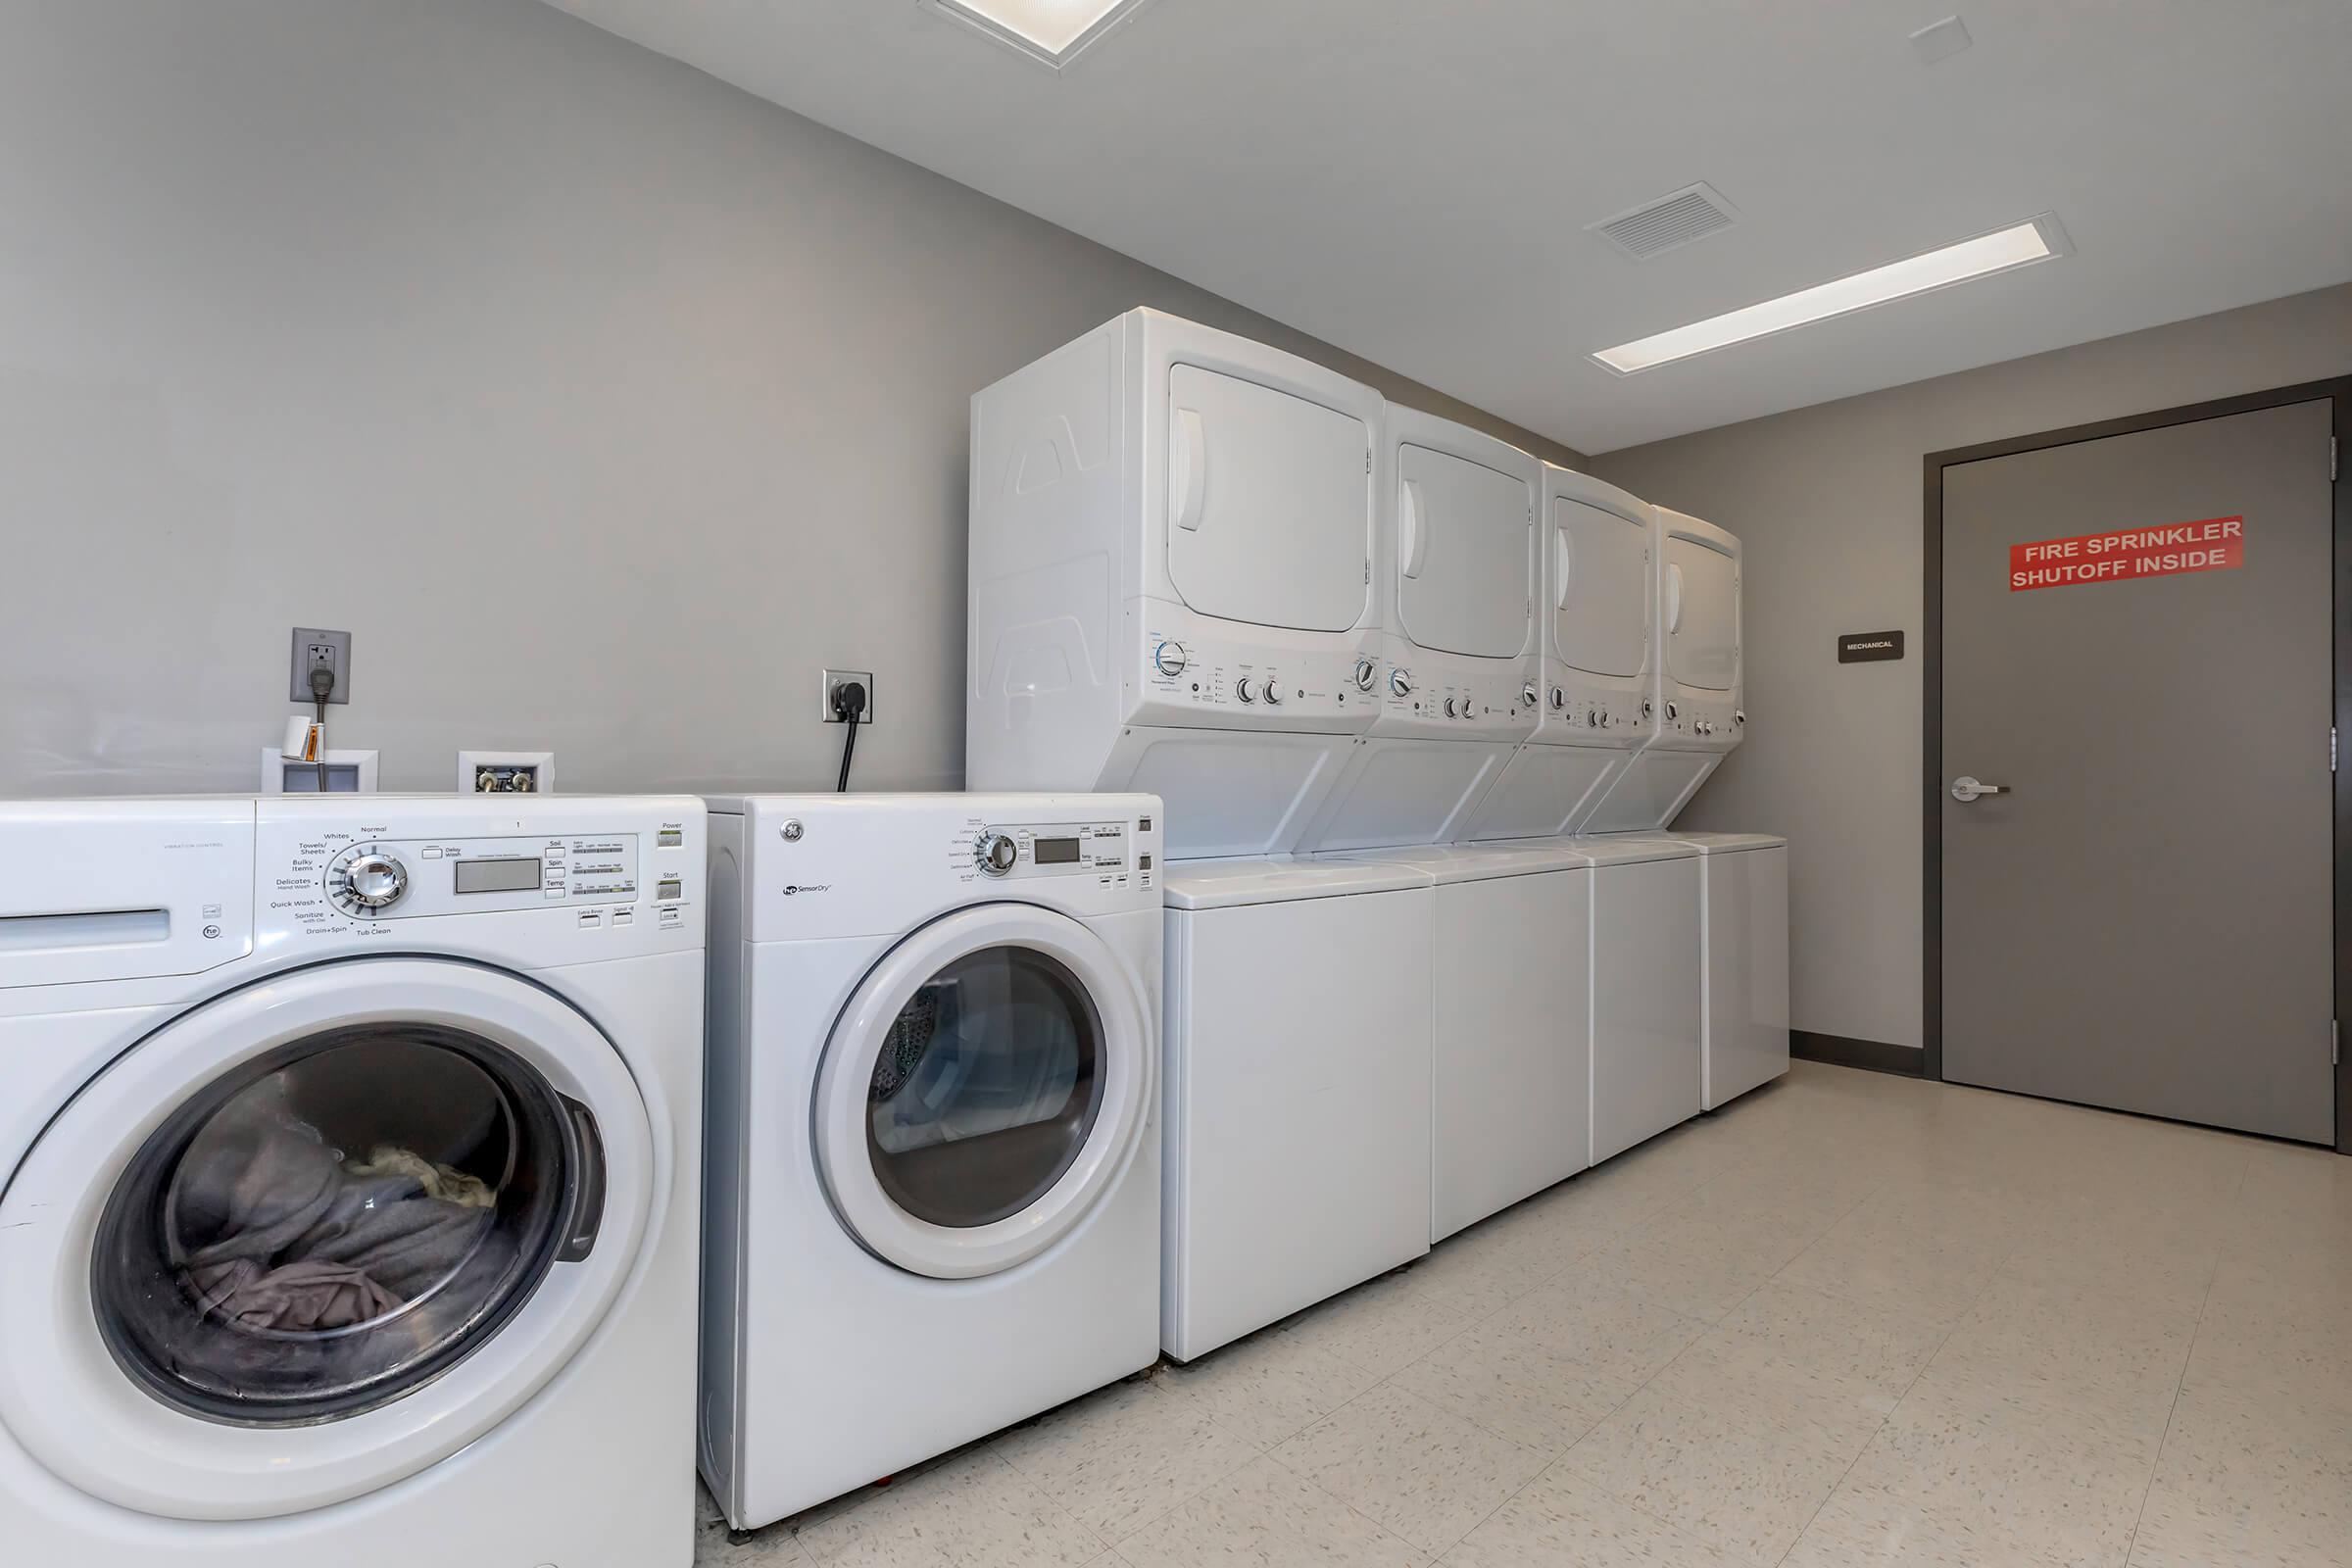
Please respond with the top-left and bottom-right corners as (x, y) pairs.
(1922, 377), (2352, 1152)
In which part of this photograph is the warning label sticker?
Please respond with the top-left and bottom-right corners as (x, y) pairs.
(2008, 515), (2243, 592)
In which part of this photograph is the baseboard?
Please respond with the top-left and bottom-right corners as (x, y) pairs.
(1791, 1030), (1925, 1078)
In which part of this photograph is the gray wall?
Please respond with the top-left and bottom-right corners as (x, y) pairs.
(1592, 282), (2352, 1054)
(0, 0), (1577, 801)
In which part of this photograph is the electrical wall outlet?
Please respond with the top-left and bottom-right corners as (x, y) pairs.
(821, 669), (875, 724)
(288, 627), (353, 704)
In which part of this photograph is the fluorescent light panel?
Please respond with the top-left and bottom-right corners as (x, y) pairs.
(1592, 214), (2071, 374)
(926, 0), (1154, 66)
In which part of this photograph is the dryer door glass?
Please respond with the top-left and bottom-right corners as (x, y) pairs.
(90, 1023), (589, 1427)
(866, 946), (1105, 1229)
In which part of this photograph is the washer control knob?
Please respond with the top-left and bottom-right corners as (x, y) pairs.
(1351, 657), (1377, 691)
(976, 833), (1019, 876)
(1666, 701), (1680, 721)
(1734, 710), (1746, 726)
(1153, 641), (1190, 677)
(344, 853), (408, 909)
(1262, 680), (1283, 706)
(1235, 676), (1258, 703)
(1521, 681), (1539, 709)
(1642, 698), (1654, 718)
(1587, 710), (1599, 727)
(1442, 697), (1457, 718)
(1389, 668), (1412, 698)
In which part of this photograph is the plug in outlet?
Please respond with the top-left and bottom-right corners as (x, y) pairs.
(821, 669), (875, 724)
(289, 628), (353, 704)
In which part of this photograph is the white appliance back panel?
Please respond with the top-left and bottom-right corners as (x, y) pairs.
(1555, 496), (1651, 678)
(1165, 365), (1370, 634)
(1396, 443), (1531, 660)
(1666, 534), (1739, 692)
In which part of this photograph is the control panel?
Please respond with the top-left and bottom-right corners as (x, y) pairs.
(1536, 673), (1651, 745)
(1655, 692), (1743, 749)
(306, 833), (648, 920)
(1363, 646), (1537, 739)
(1138, 622), (1369, 731)
(955, 818), (1149, 891)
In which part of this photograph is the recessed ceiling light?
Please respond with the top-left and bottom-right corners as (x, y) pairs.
(1591, 213), (2072, 375)
(922, 0), (1157, 70)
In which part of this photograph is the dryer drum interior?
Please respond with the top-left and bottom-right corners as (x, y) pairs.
(91, 1021), (592, 1426)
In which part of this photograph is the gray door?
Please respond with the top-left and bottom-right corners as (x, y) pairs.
(1940, 399), (2334, 1143)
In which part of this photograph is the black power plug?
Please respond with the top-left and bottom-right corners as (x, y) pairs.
(832, 680), (868, 793)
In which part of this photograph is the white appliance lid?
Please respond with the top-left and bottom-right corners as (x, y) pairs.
(1672, 831), (1786, 853)
(1162, 856), (1431, 909)
(1322, 842), (1591, 882)
(1564, 833), (1702, 864)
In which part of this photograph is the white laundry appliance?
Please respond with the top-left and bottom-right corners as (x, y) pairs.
(0, 795), (707, 1568)
(1674, 832), (1790, 1109)
(1160, 857), (1434, 1359)
(1582, 508), (1744, 832)
(966, 309), (1383, 858)
(1324, 843), (1592, 1240)
(1464, 466), (1661, 840)
(1295, 409), (1541, 851)
(699, 794), (1162, 1529)
(1572, 834), (1704, 1163)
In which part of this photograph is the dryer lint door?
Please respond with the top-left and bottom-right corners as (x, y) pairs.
(1664, 533), (1739, 694)
(1395, 444), (1532, 659)
(1164, 365), (1371, 633)
(1552, 495), (1651, 682)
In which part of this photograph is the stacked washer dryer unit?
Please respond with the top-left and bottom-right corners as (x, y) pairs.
(699, 795), (1163, 1527)
(967, 310), (1440, 1361)
(0, 795), (707, 1568)
(1295, 408), (1542, 853)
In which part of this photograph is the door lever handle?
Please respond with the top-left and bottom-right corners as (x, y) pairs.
(1950, 776), (2011, 804)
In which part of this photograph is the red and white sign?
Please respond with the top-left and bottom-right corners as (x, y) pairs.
(2009, 515), (2243, 592)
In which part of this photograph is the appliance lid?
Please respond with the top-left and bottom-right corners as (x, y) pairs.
(1162, 856), (1431, 909)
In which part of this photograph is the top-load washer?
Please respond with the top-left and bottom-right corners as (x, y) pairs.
(0, 795), (707, 1568)
(699, 794), (1163, 1528)
(1323, 842), (1592, 1240)
(967, 309), (1383, 859)
(1159, 857), (1434, 1359)
(1463, 466), (1661, 840)
(1674, 831), (1790, 1109)
(1583, 508), (1744, 832)
(1570, 833), (1703, 1164)
(1295, 409), (1540, 851)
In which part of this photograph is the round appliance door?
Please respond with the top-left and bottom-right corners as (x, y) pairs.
(0, 956), (654, 1521)
(814, 904), (1152, 1280)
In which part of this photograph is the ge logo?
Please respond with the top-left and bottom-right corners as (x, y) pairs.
(780, 819), (806, 842)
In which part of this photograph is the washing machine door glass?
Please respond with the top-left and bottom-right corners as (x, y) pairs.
(0, 956), (655, 1522)
(89, 1022), (586, 1427)
(816, 905), (1152, 1279)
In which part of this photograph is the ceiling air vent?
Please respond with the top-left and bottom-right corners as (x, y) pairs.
(1586, 183), (1740, 262)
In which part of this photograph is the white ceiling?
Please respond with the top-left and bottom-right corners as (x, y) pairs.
(549, 0), (2352, 454)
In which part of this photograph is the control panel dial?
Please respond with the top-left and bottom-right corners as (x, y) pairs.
(975, 832), (1019, 876)
(1388, 668), (1412, 699)
(1521, 681), (1539, 710)
(1351, 658), (1377, 692)
(1235, 677), (1259, 704)
(1549, 686), (1565, 711)
(1152, 641), (1190, 677)
(328, 846), (410, 915)
(1261, 680), (1282, 706)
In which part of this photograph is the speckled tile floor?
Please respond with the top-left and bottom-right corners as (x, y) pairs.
(699, 1061), (2352, 1567)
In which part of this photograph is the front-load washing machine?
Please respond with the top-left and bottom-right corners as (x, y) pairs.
(1675, 832), (1790, 1109)
(1324, 843), (1592, 1241)
(0, 795), (707, 1567)
(1160, 857), (1434, 1359)
(1571, 834), (1703, 1163)
(699, 794), (1163, 1529)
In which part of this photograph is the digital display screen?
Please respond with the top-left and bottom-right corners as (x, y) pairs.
(455, 858), (545, 895)
(1033, 837), (1081, 865)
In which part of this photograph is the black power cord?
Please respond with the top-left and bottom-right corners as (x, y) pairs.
(832, 680), (868, 793)
(307, 663), (336, 792)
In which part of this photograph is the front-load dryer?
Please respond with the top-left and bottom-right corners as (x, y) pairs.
(0, 795), (707, 1568)
(1583, 509), (1744, 832)
(1323, 843), (1592, 1241)
(1160, 857), (1434, 1359)
(966, 310), (1382, 858)
(699, 794), (1163, 1529)
(1674, 832), (1789, 1109)
(1465, 466), (1661, 840)
(1295, 409), (1541, 851)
